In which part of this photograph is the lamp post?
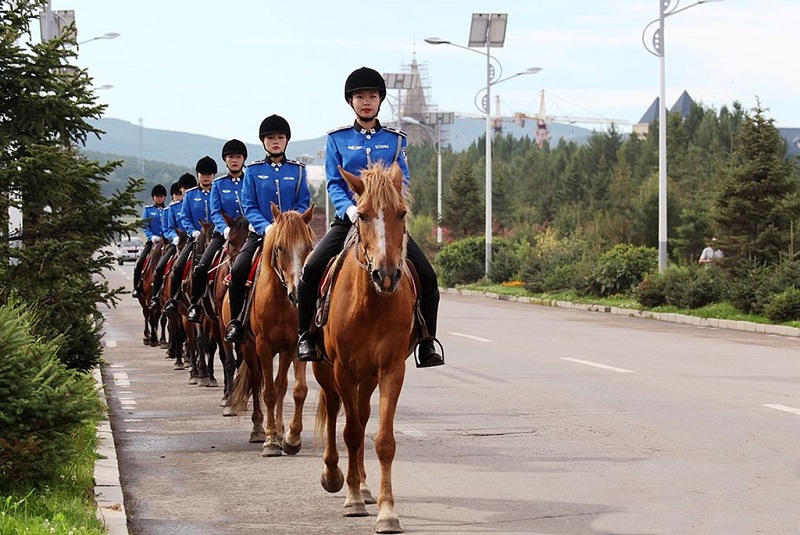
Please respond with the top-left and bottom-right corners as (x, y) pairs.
(642, 0), (723, 272)
(383, 72), (419, 130)
(403, 113), (455, 245)
(426, 14), (541, 275)
(78, 32), (120, 46)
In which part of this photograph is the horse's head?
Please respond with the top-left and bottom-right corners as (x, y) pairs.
(265, 202), (315, 306)
(222, 211), (249, 257)
(340, 162), (408, 295)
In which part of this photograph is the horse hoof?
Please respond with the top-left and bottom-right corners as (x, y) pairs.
(281, 438), (301, 456)
(207, 379), (219, 388)
(142, 338), (149, 345)
(188, 377), (198, 385)
(164, 353), (173, 359)
(321, 468), (344, 493)
(362, 488), (376, 505)
(249, 431), (267, 443)
(149, 339), (159, 347)
(172, 362), (185, 370)
(262, 443), (282, 457)
(222, 406), (237, 417)
(159, 342), (169, 349)
(197, 377), (210, 387)
(375, 516), (403, 533)
(220, 395), (228, 407)
(343, 503), (369, 517)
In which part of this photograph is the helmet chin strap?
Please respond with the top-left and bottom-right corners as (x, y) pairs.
(267, 150), (285, 159)
(354, 104), (380, 124)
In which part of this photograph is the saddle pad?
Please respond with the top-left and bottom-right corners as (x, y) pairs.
(246, 249), (263, 288)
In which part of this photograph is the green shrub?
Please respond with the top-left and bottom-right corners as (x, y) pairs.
(489, 238), (521, 284)
(727, 264), (782, 314)
(589, 244), (658, 297)
(635, 272), (667, 308)
(436, 236), (484, 287)
(764, 287), (800, 321)
(0, 303), (105, 490)
(543, 260), (594, 295)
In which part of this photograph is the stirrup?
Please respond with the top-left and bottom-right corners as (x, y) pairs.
(415, 337), (445, 368)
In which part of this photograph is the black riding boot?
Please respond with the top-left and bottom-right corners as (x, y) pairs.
(297, 278), (321, 361)
(416, 291), (444, 368)
(132, 267), (142, 298)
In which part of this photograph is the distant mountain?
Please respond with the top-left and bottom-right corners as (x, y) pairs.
(84, 117), (599, 170)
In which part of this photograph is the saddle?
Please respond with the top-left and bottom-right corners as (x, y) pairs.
(312, 227), (429, 340)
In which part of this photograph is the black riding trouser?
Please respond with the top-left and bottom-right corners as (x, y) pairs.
(228, 232), (262, 322)
(133, 240), (153, 287)
(167, 238), (195, 300)
(190, 233), (225, 304)
(151, 243), (176, 298)
(297, 217), (440, 336)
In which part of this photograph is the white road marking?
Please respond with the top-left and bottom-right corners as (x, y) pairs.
(125, 429), (147, 433)
(560, 357), (635, 373)
(123, 418), (143, 422)
(105, 340), (117, 348)
(450, 332), (492, 343)
(763, 404), (800, 416)
(398, 426), (429, 438)
(109, 364), (125, 368)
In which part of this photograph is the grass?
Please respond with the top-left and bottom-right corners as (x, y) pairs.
(460, 281), (800, 330)
(0, 421), (105, 535)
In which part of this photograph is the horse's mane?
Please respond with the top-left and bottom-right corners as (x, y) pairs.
(230, 214), (249, 233)
(263, 210), (315, 268)
(356, 163), (412, 218)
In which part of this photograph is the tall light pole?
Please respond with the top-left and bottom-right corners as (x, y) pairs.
(642, 0), (723, 272)
(383, 72), (419, 130)
(426, 13), (541, 275)
(78, 32), (120, 47)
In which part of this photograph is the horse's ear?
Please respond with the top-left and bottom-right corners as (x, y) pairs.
(339, 165), (364, 196)
(222, 211), (234, 226)
(389, 162), (404, 192)
(301, 203), (315, 224)
(270, 202), (280, 221)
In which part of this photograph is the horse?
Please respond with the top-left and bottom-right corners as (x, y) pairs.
(201, 212), (249, 415)
(137, 239), (164, 347)
(313, 163), (416, 534)
(162, 230), (188, 371)
(180, 220), (215, 386)
(229, 203), (315, 455)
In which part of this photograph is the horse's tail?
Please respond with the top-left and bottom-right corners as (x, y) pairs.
(314, 388), (327, 447)
(230, 356), (258, 413)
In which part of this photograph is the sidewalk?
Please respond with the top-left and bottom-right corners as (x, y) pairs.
(93, 367), (128, 535)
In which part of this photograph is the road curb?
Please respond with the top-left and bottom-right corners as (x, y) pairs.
(92, 367), (129, 535)
(442, 287), (800, 338)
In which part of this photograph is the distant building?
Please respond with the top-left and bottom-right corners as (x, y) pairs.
(632, 90), (696, 138)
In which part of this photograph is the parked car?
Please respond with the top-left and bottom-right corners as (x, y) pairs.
(115, 237), (144, 265)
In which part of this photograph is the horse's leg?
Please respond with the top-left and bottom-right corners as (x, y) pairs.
(274, 351), (289, 441)
(257, 339), (281, 457)
(374, 364), (406, 534)
(314, 363), (343, 494)
(282, 357), (307, 456)
(148, 310), (159, 347)
(195, 328), (210, 386)
(142, 307), (151, 345)
(186, 326), (199, 384)
(159, 313), (169, 348)
(173, 322), (186, 370)
(336, 368), (368, 517)
(357, 376), (378, 505)
(221, 340), (238, 415)
(242, 342), (266, 443)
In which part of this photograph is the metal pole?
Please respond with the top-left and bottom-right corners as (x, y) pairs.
(436, 124), (443, 245)
(658, 2), (667, 272)
(484, 41), (493, 276)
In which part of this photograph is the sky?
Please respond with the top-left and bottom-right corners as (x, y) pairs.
(42, 0), (800, 145)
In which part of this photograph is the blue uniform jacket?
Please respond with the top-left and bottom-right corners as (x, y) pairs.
(179, 186), (212, 235)
(141, 204), (165, 240)
(161, 201), (185, 241)
(242, 157), (311, 235)
(325, 119), (409, 219)
(210, 174), (245, 235)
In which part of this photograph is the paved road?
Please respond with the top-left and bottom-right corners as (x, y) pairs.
(101, 264), (800, 535)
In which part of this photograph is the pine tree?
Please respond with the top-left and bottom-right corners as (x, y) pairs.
(715, 101), (797, 266)
(0, 0), (142, 369)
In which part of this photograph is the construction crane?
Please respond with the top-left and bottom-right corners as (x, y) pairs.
(513, 90), (629, 148)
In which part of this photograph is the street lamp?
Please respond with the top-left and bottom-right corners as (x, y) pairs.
(427, 14), (541, 275)
(642, 0), (723, 272)
(403, 113), (455, 245)
(383, 72), (419, 130)
(78, 32), (120, 46)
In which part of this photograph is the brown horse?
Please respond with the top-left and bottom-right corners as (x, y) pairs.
(138, 240), (163, 347)
(314, 163), (416, 534)
(162, 231), (188, 370)
(181, 220), (215, 386)
(202, 212), (249, 415)
(230, 203), (315, 455)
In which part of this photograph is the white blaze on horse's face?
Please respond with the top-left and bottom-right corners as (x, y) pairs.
(375, 209), (387, 260)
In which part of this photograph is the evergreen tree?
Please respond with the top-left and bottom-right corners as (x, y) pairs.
(442, 159), (483, 238)
(0, 0), (142, 370)
(715, 102), (797, 266)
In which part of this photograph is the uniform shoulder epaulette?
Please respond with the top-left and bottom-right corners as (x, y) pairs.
(286, 159), (306, 168)
(383, 126), (407, 137)
(184, 185), (199, 194)
(248, 158), (266, 166)
(212, 175), (227, 183)
(145, 203), (155, 209)
(327, 125), (352, 135)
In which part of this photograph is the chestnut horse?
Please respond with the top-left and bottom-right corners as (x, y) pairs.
(314, 163), (416, 534)
(229, 203), (315, 454)
(180, 221), (214, 386)
(137, 239), (163, 347)
(202, 212), (249, 415)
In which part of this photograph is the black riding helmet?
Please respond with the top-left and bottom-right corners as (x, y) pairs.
(195, 155), (218, 175)
(178, 173), (197, 190)
(221, 139), (247, 159)
(344, 67), (387, 103)
(258, 115), (291, 142)
(151, 184), (167, 197)
(169, 182), (181, 196)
